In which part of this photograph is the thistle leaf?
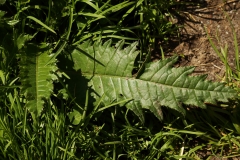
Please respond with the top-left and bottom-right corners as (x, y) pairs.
(19, 43), (57, 118)
(69, 40), (237, 122)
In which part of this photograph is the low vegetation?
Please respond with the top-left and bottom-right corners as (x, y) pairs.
(0, 0), (239, 159)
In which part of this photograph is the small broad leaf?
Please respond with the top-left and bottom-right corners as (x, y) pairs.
(68, 109), (82, 125)
(17, 34), (33, 50)
(68, 40), (237, 122)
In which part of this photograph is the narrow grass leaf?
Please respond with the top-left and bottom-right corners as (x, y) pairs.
(27, 16), (56, 34)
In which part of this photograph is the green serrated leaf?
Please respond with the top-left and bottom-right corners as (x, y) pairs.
(69, 40), (237, 122)
(19, 43), (57, 119)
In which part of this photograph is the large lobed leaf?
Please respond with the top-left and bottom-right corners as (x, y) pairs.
(19, 43), (57, 118)
(70, 40), (237, 122)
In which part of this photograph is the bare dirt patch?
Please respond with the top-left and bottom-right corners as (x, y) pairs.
(168, 0), (240, 81)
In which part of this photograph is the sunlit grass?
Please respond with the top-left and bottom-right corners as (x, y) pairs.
(205, 11), (240, 92)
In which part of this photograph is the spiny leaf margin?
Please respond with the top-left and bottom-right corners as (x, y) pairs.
(19, 43), (58, 118)
(69, 40), (237, 122)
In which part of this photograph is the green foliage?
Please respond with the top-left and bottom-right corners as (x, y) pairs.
(69, 40), (237, 122)
(19, 43), (58, 119)
(0, 0), (239, 159)
(205, 11), (240, 93)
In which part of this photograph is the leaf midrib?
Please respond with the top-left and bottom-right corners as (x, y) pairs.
(83, 73), (231, 93)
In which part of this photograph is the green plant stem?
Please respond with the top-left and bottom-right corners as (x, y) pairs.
(46, 1), (74, 65)
(44, 0), (52, 42)
(111, 107), (116, 160)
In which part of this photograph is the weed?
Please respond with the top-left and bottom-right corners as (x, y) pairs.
(0, 0), (239, 159)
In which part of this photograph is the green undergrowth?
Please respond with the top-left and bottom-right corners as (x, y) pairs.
(0, 0), (239, 159)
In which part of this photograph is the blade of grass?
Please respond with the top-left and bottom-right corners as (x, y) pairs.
(27, 16), (56, 34)
(224, 11), (240, 77)
(204, 26), (224, 62)
(97, 98), (133, 112)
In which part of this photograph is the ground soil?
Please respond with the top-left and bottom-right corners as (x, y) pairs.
(164, 0), (240, 82)
(162, 0), (240, 159)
